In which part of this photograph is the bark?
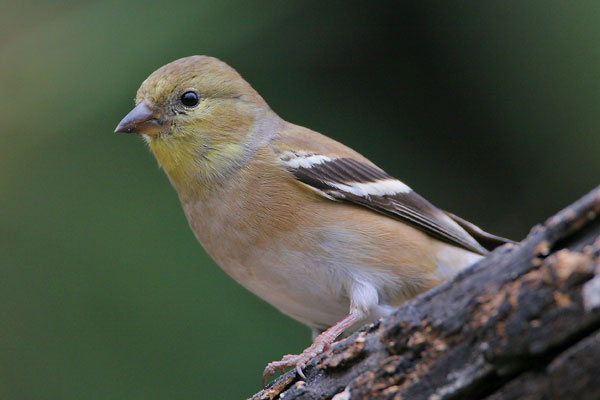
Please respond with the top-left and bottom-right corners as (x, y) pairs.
(251, 186), (600, 400)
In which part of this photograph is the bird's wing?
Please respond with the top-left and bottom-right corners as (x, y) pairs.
(279, 150), (509, 255)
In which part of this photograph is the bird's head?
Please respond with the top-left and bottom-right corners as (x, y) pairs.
(115, 56), (278, 192)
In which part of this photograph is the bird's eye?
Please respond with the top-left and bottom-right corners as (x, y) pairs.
(180, 91), (200, 107)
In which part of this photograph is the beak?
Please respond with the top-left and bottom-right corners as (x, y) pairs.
(114, 102), (163, 135)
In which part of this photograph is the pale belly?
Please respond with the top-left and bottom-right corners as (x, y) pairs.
(182, 186), (482, 332)
(196, 224), (449, 331)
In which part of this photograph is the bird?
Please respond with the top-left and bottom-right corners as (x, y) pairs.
(114, 55), (513, 385)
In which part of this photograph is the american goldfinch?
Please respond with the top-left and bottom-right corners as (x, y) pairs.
(115, 55), (512, 384)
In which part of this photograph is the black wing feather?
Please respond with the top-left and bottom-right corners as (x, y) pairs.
(286, 156), (511, 255)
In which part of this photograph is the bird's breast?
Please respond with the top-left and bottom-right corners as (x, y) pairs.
(175, 155), (474, 330)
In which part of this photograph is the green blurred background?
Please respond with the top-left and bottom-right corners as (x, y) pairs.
(1, 1), (599, 398)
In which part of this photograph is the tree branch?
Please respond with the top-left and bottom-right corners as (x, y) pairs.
(251, 186), (600, 400)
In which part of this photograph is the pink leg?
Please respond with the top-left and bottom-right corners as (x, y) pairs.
(262, 310), (363, 386)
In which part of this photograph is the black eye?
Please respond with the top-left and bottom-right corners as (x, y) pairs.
(180, 91), (199, 107)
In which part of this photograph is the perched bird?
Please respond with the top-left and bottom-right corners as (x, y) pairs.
(115, 55), (512, 384)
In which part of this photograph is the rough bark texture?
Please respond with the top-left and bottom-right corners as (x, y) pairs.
(250, 186), (600, 400)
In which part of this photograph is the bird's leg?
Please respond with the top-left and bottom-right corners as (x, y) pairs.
(262, 309), (363, 386)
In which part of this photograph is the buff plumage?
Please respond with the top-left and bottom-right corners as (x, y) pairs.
(115, 55), (512, 384)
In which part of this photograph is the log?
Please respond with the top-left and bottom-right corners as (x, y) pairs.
(251, 186), (600, 400)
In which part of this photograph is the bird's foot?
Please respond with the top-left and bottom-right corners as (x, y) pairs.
(262, 340), (330, 386)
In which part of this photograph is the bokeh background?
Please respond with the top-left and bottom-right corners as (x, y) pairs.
(2, 1), (599, 398)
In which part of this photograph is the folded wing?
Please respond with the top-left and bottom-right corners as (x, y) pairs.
(280, 151), (512, 255)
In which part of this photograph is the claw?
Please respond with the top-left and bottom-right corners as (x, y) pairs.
(261, 342), (327, 386)
(261, 311), (363, 386)
(295, 365), (306, 380)
(262, 366), (274, 388)
(261, 353), (311, 387)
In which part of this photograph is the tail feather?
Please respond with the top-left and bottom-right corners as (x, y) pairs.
(446, 212), (516, 252)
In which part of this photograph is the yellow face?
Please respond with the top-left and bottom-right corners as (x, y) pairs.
(128, 55), (264, 138)
(115, 56), (268, 187)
